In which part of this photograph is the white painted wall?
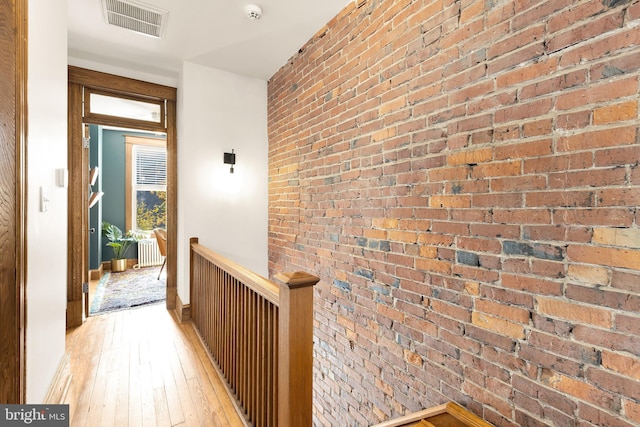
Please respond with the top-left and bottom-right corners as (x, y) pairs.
(177, 62), (269, 303)
(26, 0), (68, 402)
(68, 56), (178, 88)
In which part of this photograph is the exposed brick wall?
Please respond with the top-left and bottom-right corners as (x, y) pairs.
(267, 0), (640, 425)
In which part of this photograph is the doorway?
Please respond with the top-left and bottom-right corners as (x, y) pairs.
(87, 125), (168, 316)
(67, 66), (177, 327)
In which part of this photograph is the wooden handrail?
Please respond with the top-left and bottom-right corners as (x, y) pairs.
(191, 240), (280, 305)
(189, 238), (319, 427)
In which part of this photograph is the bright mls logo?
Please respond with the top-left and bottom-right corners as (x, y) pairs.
(0, 405), (69, 427)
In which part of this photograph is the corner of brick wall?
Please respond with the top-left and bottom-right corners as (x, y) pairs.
(268, 0), (640, 425)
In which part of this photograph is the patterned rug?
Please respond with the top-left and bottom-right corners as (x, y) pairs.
(90, 266), (166, 315)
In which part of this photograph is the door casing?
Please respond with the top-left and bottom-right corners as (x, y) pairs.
(0, 0), (27, 403)
(67, 66), (178, 327)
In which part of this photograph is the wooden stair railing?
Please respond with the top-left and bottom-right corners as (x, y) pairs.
(372, 402), (494, 427)
(189, 237), (319, 427)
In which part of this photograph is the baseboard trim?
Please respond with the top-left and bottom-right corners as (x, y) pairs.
(89, 264), (104, 281)
(175, 293), (191, 323)
(44, 353), (72, 404)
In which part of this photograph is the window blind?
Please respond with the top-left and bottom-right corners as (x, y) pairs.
(135, 146), (166, 188)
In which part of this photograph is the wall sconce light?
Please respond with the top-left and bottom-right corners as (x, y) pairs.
(224, 149), (236, 173)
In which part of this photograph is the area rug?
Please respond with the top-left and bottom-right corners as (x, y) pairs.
(90, 266), (166, 315)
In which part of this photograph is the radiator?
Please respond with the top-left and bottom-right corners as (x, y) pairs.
(135, 238), (164, 268)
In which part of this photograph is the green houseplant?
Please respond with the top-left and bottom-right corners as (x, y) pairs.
(102, 221), (141, 272)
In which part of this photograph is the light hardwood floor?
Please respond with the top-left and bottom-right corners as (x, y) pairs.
(64, 303), (245, 427)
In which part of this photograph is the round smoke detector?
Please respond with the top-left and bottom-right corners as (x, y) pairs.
(245, 4), (262, 20)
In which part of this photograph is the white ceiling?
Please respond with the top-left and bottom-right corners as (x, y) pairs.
(68, 0), (352, 82)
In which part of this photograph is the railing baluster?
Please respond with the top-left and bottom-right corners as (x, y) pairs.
(189, 238), (318, 427)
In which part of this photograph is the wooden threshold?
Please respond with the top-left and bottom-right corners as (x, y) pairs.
(64, 304), (244, 426)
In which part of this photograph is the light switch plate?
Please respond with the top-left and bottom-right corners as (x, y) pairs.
(40, 186), (49, 212)
(56, 168), (68, 188)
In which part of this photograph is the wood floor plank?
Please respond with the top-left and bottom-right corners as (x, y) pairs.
(128, 352), (143, 426)
(187, 377), (216, 427)
(139, 363), (157, 427)
(174, 338), (197, 381)
(100, 378), (119, 427)
(114, 343), (130, 427)
(152, 387), (172, 427)
(161, 352), (185, 426)
(168, 344), (201, 427)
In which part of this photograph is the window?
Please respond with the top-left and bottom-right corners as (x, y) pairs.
(125, 136), (166, 234)
(85, 88), (166, 130)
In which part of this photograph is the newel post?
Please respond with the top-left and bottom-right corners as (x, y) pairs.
(274, 271), (320, 427)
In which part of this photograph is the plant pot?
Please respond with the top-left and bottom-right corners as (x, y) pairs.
(111, 258), (127, 272)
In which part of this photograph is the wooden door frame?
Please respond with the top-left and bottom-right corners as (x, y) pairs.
(0, 0), (27, 403)
(67, 67), (178, 327)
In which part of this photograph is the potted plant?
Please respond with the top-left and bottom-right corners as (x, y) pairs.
(101, 221), (141, 272)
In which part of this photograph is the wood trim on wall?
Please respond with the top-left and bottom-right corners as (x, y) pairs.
(0, 0), (28, 403)
(174, 294), (191, 323)
(166, 99), (177, 310)
(68, 66), (177, 101)
(67, 84), (86, 328)
(67, 67), (178, 324)
(124, 135), (166, 233)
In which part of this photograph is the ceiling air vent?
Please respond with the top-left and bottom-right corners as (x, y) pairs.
(101, 0), (168, 39)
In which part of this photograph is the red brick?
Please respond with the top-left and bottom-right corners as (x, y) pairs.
(567, 264), (609, 286)
(546, 9), (624, 54)
(556, 76), (639, 111)
(487, 43), (545, 75)
(548, 168), (626, 189)
(511, 0), (567, 31)
(532, 261), (563, 283)
(567, 245), (640, 270)
(502, 273), (563, 296)
(471, 193), (522, 208)
(523, 152), (592, 174)
(537, 296), (612, 328)
(541, 371), (618, 411)
(470, 223), (520, 239)
(493, 209), (551, 225)
(495, 98), (552, 124)
(553, 208), (634, 227)
(476, 299), (530, 324)
(586, 368), (640, 402)
(556, 110), (590, 130)
(591, 49), (640, 80)
(625, 400), (640, 425)
(520, 70), (587, 101)
(547, 1), (606, 33)
(595, 146), (640, 167)
(593, 100), (638, 125)
(601, 351), (640, 381)
(559, 126), (637, 151)
(491, 175), (547, 192)
(592, 227), (640, 248)
(490, 23), (546, 58)
(525, 191), (594, 208)
(610, 270), (640, 293)
(522, 120), (552, 138)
